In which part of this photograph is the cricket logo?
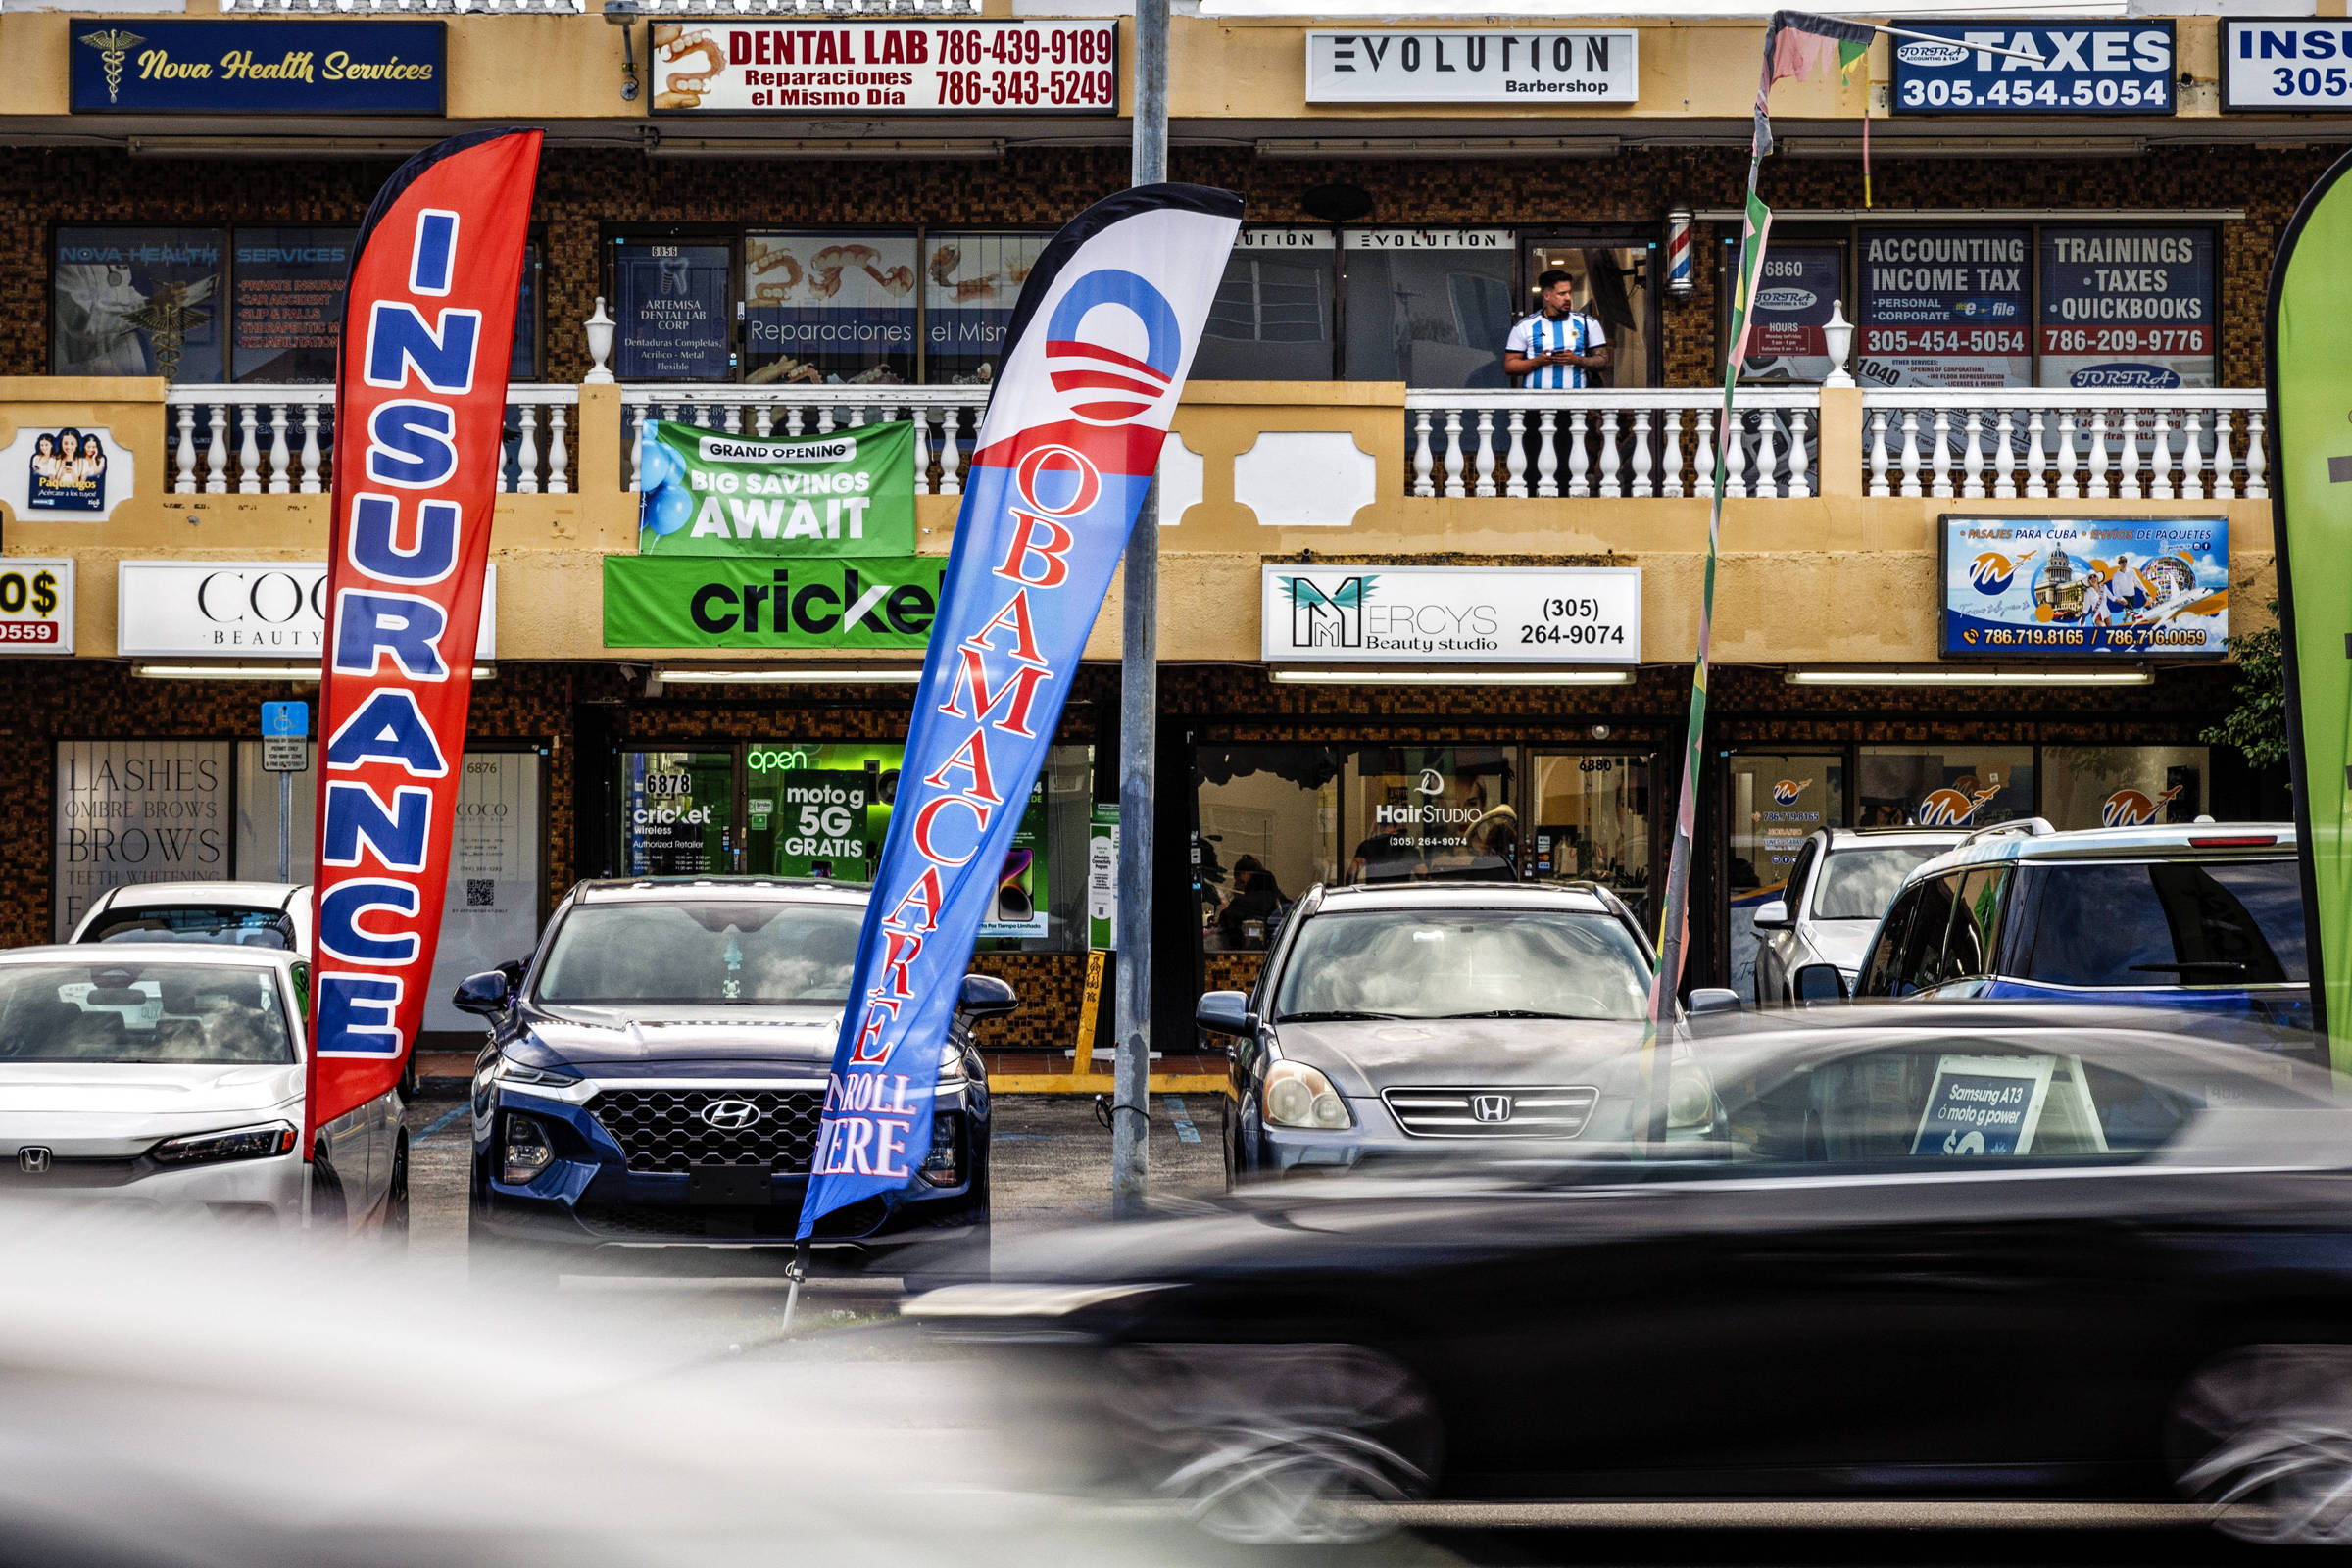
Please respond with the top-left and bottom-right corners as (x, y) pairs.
(78, 29), (143, 105)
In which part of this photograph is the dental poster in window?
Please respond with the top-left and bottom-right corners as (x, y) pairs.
(977, 777), (1048, 940)
(0, 425), (132, 520)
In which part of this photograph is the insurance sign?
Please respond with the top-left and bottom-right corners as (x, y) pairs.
(1889, 23), (2175, 116)
(2223, 21), (2352, 111)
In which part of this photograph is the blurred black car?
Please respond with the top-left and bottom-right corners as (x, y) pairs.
(912, 1004), (2352, 1546)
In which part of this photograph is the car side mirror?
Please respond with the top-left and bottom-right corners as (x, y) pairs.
(452, 970), (512, 1017)
(1688, 987), (1741, 1016)
(497, 958), (528, 989)
(956, 973), (1018, 1020)
(1195, 990), (1255, 1036)
(1793, 963), (1850, 1005)
(1750, 899), (1791, 930)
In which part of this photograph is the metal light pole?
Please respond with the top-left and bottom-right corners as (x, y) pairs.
(1110, 0), (1168, 1220)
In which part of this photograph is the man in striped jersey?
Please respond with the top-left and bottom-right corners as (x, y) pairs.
(1502, 269), (1611, 390)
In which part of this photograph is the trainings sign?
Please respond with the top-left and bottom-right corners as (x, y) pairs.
(1940, 515), (2228, 660)
(1890, 23), (2175, 116)
(1261, 565), (1640, 664)
(71, 21), (444, 116)
(1305, 29), (1637, 104)
(651, 20), (1116, 113)
(2038, 227), (2214, 391)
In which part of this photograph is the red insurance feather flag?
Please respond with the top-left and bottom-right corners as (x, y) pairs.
(306, 129), (541, 1152)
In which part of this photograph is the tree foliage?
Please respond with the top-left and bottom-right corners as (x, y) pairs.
(2200, 597), (2289, 770)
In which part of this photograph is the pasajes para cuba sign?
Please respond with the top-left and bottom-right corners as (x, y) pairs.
(307, 129), (540, 1148)
(798, 185), (1241, 1236)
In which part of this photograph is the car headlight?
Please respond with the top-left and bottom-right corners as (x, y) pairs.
(502, 1112), (555, 1185)
(1264, 1060), (1351, 1130)
(474, 1050), (580, 1094)
(937, 1039), (969, 1085)
(1667, 1062), (1715, 1132)
(150, 1121), (298, 1166)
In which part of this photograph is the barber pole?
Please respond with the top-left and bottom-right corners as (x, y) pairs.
(306, 128), (541, 1154)
(1665, 208), (1693, 297)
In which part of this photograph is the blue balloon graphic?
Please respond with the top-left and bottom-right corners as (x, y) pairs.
(638, 437), (683, 493)
(646, 482), (694, 538)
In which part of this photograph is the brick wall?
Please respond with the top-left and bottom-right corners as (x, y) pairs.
(3, 141), (2313, 389)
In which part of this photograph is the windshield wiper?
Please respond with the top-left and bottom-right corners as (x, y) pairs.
(2129, 961), (2248, 974)
(1276, 1009), (1405, 1023)
(1437, 1009), (1587, 1020)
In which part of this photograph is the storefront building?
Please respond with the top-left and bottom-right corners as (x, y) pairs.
(0, 6), (2323, 1055)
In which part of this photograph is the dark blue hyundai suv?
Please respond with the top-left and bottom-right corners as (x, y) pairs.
(461, 877), (1003, 1278)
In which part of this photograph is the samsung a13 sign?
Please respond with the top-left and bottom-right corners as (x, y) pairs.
(1890, 23), (2174, 116)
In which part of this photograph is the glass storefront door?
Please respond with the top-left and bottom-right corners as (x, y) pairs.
(1343, 746), (1519, 883)
(1529, 752), (1653, 923)
(1724, 753), (1846, 998)
(742, 741), (898, 882)
(1523, 232), (1657, 387)
(1857, 746), (2034, 829)
(622, 750), (734, 875)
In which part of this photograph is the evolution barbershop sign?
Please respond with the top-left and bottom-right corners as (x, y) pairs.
(72, 21), (445, 116)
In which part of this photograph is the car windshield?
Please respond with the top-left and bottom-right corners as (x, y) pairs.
(1273, 908), (1651, 1022)
(1813, 847), (1948, 920)
(84, 905), (295, 951)
(0, 962), (293, 1063)
(535, 901), (865, 1005)
(2018, 858), (2308, 988)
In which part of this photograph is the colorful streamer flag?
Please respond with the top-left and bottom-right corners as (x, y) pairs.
(798, 184), (1242, 1238)
(2264, 148), (2352, 1072)
(1753, 10), (1874, 158)
(306, 128), (542, 1151)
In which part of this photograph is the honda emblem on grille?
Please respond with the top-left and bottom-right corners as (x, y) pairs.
(699, 1099), (764, 1131)
(1470, 1095), (1512, 1124)
(17, 1147), (51, 1174)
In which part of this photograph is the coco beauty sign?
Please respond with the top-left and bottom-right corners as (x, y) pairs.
(1306, 29), (1638, 104)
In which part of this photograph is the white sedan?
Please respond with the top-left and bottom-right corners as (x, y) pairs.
(0, 945), (403, 1236)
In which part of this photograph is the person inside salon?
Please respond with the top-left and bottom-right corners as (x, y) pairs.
(1503, 270), (1612, 390)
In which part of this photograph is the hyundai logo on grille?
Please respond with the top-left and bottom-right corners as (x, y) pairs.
(17, 1147), (51, 1174)
(699, 1099), (764, 1131)
(1470, 1094), (1512, 1124)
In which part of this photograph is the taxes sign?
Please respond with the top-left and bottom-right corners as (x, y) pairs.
(1890, 23), (2175, 116)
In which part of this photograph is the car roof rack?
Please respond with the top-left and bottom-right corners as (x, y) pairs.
(1961, 816), (2056, 846)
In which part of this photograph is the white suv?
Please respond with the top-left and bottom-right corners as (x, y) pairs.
(1751, 828), (1969, 1005)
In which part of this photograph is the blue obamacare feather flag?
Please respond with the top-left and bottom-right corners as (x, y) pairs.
(799, 184), (1242, 1238)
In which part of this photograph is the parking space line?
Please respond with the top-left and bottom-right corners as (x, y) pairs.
(414, 1102), (470, 1142)
(1163, 1096), (1201, 1145)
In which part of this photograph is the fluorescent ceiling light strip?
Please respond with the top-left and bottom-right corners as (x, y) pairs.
(134, 663), (499, 681)
(1785, 668), (2150, 687)
(1270, 668), (1634, 686)
(1779, 137), (2143, 161)
(1256, 136), (1618, 161)
(648, 139), (1004, 161)
(654, 667), (925, 685)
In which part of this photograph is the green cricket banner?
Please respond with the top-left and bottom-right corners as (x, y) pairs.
(2267, 148), (2352, 1070)
(603, 555), (945, 648)
(635, 418), (917, 558)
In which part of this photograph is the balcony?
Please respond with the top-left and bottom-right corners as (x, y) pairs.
(0, 374), (2273, 669)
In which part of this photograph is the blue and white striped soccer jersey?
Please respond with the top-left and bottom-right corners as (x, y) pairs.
(1505, 310), (1607, 389)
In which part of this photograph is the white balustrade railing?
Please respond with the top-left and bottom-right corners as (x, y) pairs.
(1861, 389), (2266, 503)
(622, 385), (992, 496)
(166, 385), (577, 497)
(222, 0), (582, 11)
(1403, 389), (1822, 501)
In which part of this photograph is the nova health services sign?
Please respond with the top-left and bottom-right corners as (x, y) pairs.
(72, 21), (445, 116)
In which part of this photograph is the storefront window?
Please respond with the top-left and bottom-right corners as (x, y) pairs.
(924, 231), (1048, 385)
(743, 742), (895, 882)
(53, 226), (227, 382)
(744, 231), (917, 385)
(228, 226), (356, 384)
(2037, 226), (2215, 391)
(1857, 746), (2034, 828)
(1529, 752), (1651, 919)
(54, 741), (229, 939)
(425, 753), (545, 1030)
(1857, 226), (2031, 389)
(1525, 237), (1652, 387)
(1195, 746), (1342, 954)
(623, 750), (734, 874)
(613, 241), (733, 381)
(1343, 746), (1517, 884)
(1194, 229), (1337, 381)
(1342, 230), (1515, 389)
(1724, 753), (1845, 998)
(1740, 242), (1842, 384)
(2041, 745), (2206, 831)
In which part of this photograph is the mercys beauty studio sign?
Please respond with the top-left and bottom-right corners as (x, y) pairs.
(1261, 564), (1640, 664)
(651, 20), (1116, 113)
(72, 21), (444, 116)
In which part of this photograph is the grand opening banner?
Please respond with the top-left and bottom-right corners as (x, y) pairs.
(307, 128), (541, 1145)
(2270, 148), (2352, 1071)
(636, 417), (915, 556)
(798, 184), (1241, 1237)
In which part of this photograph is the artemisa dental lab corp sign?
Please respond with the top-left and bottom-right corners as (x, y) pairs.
(650, 20), (1116, 113)
(116, 561), (496, 659)
(1306, 29), (1637, 104)
(1262, 565), (1640, 664)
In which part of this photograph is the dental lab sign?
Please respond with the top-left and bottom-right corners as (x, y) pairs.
(1306, 29), (1637, 105)
(1261, 564), (1640, 664)
(650, 20), (1116, 114)
(72, 21), (445, 116)
(1891, 23), (2175, 116)
(2224, 22), (2352, 111)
